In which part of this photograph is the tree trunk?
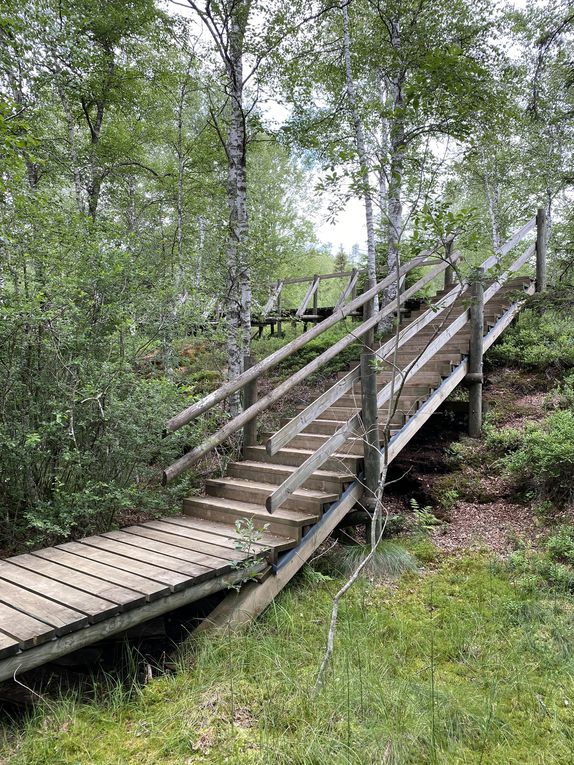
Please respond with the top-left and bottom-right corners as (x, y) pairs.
(342, 3), (378, 315)
(377, 70), (390, 272)
(383, 17), (405, 330)
(225, 4), (251, 414)
(58, 84), (85, 214)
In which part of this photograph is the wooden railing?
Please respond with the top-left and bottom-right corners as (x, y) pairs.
(162, 210), (547, 508)
(263, 214), (543, 512)
(261, 268), (366, 325)
(162, 248), (453, 483)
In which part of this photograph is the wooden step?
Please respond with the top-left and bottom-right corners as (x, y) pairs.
(183, 496), (320, 539)
(318, 404), (416, 421)
(227, 460), (352, 493)
(298, 416), (399, 434)
(205, 477), (337, 512)
(244, 445), (360, 473)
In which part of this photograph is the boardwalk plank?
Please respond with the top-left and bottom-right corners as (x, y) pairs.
(57, 541), (190, 591)
(0, 602), (55, 649)
(123, 524), (261, 563)
(0, 561), (118, 621)
(32, 549), (171, 601)
(0, 578), (88, 634)
(8, 554), (146, 611)
(104, 530), (238, 573)
(145, 519), (271, 554)
(0, 631), (21, 659)
(162, 516), (296, 552)
(82, 535), (215, 581)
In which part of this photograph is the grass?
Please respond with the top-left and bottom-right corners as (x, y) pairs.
(3, 544), (574, 765)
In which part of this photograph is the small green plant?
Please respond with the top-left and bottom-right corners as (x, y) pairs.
(410, 498), (441, 530)
(229, 517), (271, 589)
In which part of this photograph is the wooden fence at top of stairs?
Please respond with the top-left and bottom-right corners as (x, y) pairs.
(0, 210), (547, 681)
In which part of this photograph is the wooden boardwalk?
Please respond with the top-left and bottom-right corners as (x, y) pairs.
(0, 221), (539, 682)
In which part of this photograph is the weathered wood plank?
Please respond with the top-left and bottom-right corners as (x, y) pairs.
(161, 517), (296, 553)
(82, 535), (214, 581)
(0, 561), (118, 621)
(143, 519), (270, 555)
(295, 274), (320, 318)
(102, 530), (235, 575)
(7, 554), (145, 610)
(0, 631), (20, 660)
(0, 577), (88, 634)
(0, 602), (55, 650)
(57, 541), (190, 590)
(32, 548), (171, 602)
(122, 524), (258, 564)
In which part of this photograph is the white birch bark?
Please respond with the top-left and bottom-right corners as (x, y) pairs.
(377, 70), (390, 266)
(226, 3), (252, 414)
(58, 84), (85, 215)
(383, 17), (405, 330)
(342, 3), (378, 317)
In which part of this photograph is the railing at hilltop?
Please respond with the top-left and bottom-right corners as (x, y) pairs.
(254, 268), (366, 337)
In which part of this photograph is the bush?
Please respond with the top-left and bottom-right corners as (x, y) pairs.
(489, 306), (574, 370)
(502, 410), (574, 505)
(546, 526), (574, 565)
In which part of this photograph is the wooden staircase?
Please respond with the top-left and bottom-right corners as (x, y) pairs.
(0, 214), (543, 680)
(181, 277), (532, 570)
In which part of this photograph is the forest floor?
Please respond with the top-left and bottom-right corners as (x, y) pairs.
(2, 362), (574, 764)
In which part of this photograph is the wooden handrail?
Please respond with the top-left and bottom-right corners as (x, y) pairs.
(265, 220), (537, 512)
(164, 252), (435, 435)
(281, 269), (366, 285)
(266, 257), (465, 456)
(162, 254), (452, 483)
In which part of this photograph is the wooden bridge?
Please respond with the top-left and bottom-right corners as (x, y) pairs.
(0, 211), (547, 683)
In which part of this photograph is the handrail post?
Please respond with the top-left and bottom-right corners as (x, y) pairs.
(467, 269), (484, 438)
(276, 291), (283, 337)
(242, 355), (258, 451)
(444, 239), (455, 289)
(360, 298), (381, 536)
(536, 207), (547, 292)
(312, 274), (319, 315)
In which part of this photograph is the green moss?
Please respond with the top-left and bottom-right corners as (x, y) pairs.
(4, 552), (574, 764)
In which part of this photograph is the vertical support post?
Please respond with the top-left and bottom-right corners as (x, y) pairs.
(242, 356), (258, 452)
(468, 269), (484, 438)
(444, 239), (455, 290)
(312, 274), (319, 316)
(536, 207), (547, 293)
(360, 297), (381, 539)
(276, 291), (282, 338)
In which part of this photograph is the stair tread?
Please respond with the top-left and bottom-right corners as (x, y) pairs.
(185, 494), (320, 523)
(206, 477), (336, 501)
(233, 460), (353, 480)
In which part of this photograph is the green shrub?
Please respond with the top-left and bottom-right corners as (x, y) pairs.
(502, 411), (574, 504)
(545, 526), (574, 565)
(483, 422), (523, 456)
(489, 307), (574, 369)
